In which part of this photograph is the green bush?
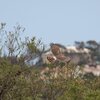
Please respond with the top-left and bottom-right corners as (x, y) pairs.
(0, 58), (100, 100)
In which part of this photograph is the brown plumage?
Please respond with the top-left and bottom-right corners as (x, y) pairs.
(47, 56), (56, 63)
(50, 43), (71, 64)
(50, 43), (60, 56)
(56, 54), (71, 63)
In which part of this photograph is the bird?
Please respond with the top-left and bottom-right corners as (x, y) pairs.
(56, 53), (71, 63)
(50, 43), (61, 56)
(50, 43), (71, 64)
(47, 55), (56, 63)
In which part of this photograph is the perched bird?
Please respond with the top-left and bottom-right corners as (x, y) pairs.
(50, 43), (61, 56)
(56, 53), (71, 63)
(50, 43), (71, 64)
(47, 55), (56, 63)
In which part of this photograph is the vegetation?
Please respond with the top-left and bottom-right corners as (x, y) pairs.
(75, 40), (100, 64)
(0, 23), (100, 100)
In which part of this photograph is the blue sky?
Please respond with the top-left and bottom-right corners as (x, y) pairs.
(0, 0), (100, 46)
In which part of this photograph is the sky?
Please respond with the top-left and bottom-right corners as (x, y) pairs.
(0, 0), (100, 47)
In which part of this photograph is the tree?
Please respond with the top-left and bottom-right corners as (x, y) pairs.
(4, 24), (25, 57)
(86, 40), (100, 63)
(0, 23), (6, 56)
(24, 37), (45, 66)
(0, 23), (26, 65)
(74, 41), (85, 49)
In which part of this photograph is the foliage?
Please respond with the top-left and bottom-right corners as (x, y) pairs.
(0, 23), (100, 100)
(25, 37), (45, 65)
(0, 58), (100, 100)
(75, 40), (100, 64)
